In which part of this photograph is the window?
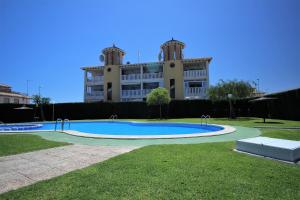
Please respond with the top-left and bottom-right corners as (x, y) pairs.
(143, 64), (163, 73)
(93, 85), (103, 91)
(86, 86), (92, 94)
(143, 82), (159, 89)
(14, 98), (19, 104)
(122, 84), (140, 90)
(189, 82), (202, 88)
(170, 79), (175, 99)
(86, 71), (93, 81)
(107, 82), (112, 101)
(183, 63), (205, 71)
(3, 98), (10, 103)
(170, 63), (175, 68)
(122, 68), (140, 75)
(111, 52), (114, 65)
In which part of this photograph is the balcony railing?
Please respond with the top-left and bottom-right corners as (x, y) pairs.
(121, 89), (158, 98)
(86, 91), (104, 97)
(185, 87), (206, 97)
(184, 70), (206, 79)
(142, 89), (153, 96)
(121, 74), (141, 81)
(121, 72), (163, 81)
(143, 72), (163, 79)
(121, 90), (141, 97)
(86, 76), (104, 84)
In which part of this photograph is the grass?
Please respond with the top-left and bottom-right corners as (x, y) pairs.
(0, 134), (69, 157)
(261, 129), (300, 141)
(140, 117), (300, 128)
(1, 141), (299, 200)
(0, 118), (300, 199)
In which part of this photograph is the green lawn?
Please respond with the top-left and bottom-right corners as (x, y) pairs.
(261, 129), (300, 141)
(0, 134), (69, 157)
(140, 117), (300, 128)
(1, 141), (299, 200)
(0, 118), (300, 199)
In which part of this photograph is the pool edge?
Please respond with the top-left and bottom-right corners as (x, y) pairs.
(61, 124), (236, 139)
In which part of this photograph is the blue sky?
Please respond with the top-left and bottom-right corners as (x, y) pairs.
(0, 0), (299, 102)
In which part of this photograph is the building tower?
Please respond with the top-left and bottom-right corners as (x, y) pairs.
(102, 44), (125, 101)
(160, 38), (185, 99)
(160, 37), (185, 61)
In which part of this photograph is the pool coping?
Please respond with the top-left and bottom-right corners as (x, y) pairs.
(62, 124), (235, 139)
(0, 126), (261, 146)
(0, 121), (236, 139)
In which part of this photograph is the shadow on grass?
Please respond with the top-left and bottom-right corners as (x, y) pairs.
(144, 119), (169, 121)
(254, 121), (284, 124)
(213, 117), (256, 121)
(146, 117), (259, 122)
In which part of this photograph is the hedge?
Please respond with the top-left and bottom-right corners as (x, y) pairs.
(0, 88), (299, 123)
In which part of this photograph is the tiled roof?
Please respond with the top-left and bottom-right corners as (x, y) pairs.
(120, 61), (163, 68)
(102, 44), (125, 54)
(81, 66), (104, 70)
(161, 38), (185, 48)
(183, 57), (212, 63)
(0, 92), (30, 98)
(81, 57), (212, 70)
(0, 83), (11, 88)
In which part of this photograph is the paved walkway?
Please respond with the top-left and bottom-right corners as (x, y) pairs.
(0, 144), (137, 194)
(0, 125), (260, 194)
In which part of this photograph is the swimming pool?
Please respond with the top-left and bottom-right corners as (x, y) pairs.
(0, 124), (42, 131)
(0, 121), (236, 139)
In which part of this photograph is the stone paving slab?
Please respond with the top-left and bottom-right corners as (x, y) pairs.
(0, 144), (137, 194)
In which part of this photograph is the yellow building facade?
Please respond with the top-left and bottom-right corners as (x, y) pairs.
(82, 39), (212, 102)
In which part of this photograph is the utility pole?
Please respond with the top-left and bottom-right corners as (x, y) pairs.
(52, 101), (55, 121)
(257, 78), (260, 92)
(38, 85), (42, 97)
(26, 80), (30, 96)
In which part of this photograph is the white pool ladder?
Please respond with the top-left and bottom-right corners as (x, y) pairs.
(54, 118), (70, 131)
(54, 118), (63, 131)
(63, 119), (71, 131)
(109, 114), (118, 121)
(201, 115), (210, 126)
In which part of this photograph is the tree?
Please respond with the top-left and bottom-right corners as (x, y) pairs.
(208, 79), (254, 101)
(146, 87), (171, 119)
(208, 80), (254, 119)
(32, 95), (51, 121)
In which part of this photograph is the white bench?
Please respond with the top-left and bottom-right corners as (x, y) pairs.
(236, 137), (300, 162)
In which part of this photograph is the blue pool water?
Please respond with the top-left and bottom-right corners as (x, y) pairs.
(0, 124), (42, 131)
(33, 121), (223, 136)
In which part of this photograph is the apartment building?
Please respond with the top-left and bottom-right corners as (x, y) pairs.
(0, 84), (30, 104)
(81, 38), (212, 102)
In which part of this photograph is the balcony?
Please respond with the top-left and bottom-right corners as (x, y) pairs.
(185, 87), (206, 98)
(184, 70), (206, 79)
(142, 72), (163, 79)
(121, 74), (141, 81)
(121, 90), (141, 98)
(86, 76), (104, 85)
(142, 89), (154, 96)
(86, 91), (104, 100)
(121, 72), (163, 81)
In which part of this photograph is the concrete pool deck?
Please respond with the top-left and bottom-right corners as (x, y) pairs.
(0, 144), (137, 194)
(0, 126), (261, 147)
